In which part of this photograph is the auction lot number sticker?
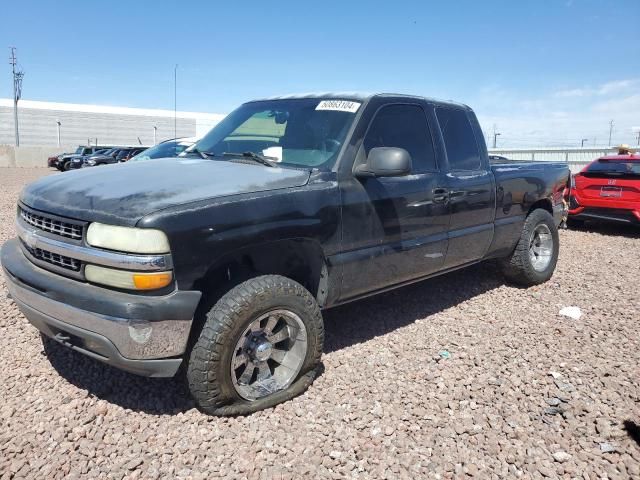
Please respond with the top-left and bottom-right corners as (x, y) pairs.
(316, 100), (361, 113)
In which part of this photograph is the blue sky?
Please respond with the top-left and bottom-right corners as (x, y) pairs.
(2, 0), (639, 147)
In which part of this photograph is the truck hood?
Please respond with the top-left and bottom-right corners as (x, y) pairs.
(21, 158), (311, 226)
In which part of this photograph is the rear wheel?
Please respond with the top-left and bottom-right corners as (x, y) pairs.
(62, 161), (71, 171)
(500, 209), (559, 286)
(187, 275), (324, 416)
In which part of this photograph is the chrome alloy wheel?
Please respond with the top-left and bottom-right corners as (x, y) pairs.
(529, 224), (553, 272)
(231, 309), (308, 401)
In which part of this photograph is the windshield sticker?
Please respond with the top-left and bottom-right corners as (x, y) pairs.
(315, 100), (361, 113)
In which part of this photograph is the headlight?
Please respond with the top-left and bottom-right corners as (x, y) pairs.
(85, 265), (172, 290)
(86, 223), (170, 254)
(86, 159), (96, 165)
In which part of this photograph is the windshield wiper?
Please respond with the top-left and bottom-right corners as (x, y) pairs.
(223, 151), (276, 168)
(188, 147), (216, 159)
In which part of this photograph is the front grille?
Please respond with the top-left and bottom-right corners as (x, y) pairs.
(20, 208), (83, 240)
(24, 244), (81, 271)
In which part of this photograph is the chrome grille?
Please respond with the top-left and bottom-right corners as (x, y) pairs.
(24, 244), (81, 271)
(20, 208), (83, 240)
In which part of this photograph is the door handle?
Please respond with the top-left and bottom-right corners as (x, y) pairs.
(433, 188), (449, 203)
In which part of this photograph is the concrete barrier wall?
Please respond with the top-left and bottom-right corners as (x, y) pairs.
(0, 145), (76, 168)
(488, 147), (620, 173)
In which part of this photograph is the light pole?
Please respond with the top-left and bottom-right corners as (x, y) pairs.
(174, 64), (178, 140)
(493, 132), (501, 148)
(581, 138), (588, 148)
(56, 120), (61, 147)
(153, 126), (157, 145)
(608, 120), (614, 146)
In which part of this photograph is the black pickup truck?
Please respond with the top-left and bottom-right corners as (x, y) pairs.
(1, 93), (569, 415)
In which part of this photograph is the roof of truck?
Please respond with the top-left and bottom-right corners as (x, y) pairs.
(249, 92), (470, 109)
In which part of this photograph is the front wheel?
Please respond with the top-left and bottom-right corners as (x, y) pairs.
(500, 209), (559, 286)
(187, 275), (324, 416)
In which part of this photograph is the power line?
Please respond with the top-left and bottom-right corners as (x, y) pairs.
(9, 47), (24, 147)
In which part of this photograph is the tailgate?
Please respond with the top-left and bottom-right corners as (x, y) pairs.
(576, 175), (640, 202)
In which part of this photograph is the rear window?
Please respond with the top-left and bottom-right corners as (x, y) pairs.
(435, 108), (482, 171)
(585, 159), (640, 177)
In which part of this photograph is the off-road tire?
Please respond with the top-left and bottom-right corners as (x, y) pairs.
(62, 161), (71, 171)
(500, 209), (559, 286)
(187, 275), (324, 416)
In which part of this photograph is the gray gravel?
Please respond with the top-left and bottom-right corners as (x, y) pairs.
(1, 167), (639, 479)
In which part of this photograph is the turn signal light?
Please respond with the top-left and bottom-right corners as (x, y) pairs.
(85, 264), (173, 290)
(133, 272), (173, 290)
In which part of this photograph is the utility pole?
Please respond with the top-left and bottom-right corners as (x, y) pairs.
(9, 47), (24, 147)
(174, 64), (178, 140)
(153, 126), (157, 145)
(608, 120), (614, 146)
(56, 120), (61, 147)
(636, 130), (640, 146)
(581, 138), (588, 148)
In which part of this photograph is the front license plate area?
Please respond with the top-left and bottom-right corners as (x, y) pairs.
(600, 186), (622, 198)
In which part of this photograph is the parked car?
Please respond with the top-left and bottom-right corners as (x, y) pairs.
(116, 147), (147, 162)
(67, 148), (112, 170)
(1, 93), (569, 416)
(48, 146), (91, 169)
(82, 148), (125, 168)
(55, 146), (111, 171)
(567, 154), (640, 226)
(129, 138), (198, 162)
(47, 155), (61, 168)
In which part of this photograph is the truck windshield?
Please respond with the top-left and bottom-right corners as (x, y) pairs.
(585, 159), (640, 177)
(74, 147), (84, 154)
(191, 98), (360, 169)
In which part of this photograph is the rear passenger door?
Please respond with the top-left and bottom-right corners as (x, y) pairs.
(338, 100), (450, 300)
(434, 107), (495, 268)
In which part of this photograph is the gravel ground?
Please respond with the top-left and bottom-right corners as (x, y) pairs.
(1, 167), (639, 480)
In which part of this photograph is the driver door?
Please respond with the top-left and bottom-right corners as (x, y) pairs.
(337, 102), (450, 301)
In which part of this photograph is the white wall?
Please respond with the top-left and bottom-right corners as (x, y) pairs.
(0, 145), (76, 168)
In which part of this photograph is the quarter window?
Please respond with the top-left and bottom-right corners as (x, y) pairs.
(435, 108), (481, 171)
(363, 104), (437, 173)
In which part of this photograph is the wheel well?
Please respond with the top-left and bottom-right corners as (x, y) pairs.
(528, 198), (553, 216)
(186, 239), (328, 351)
(193, 239), (328, 307)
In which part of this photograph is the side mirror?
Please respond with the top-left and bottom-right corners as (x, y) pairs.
(355, 147), (412, 178)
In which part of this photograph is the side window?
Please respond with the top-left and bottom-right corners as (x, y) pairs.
(435, 108), (481, 171)
(363, 104), (437, 173)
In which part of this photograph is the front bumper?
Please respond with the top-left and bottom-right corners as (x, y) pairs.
(1, 238), (201, 377)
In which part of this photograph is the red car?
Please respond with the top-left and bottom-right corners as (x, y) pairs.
(567, 154), (640, 226)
